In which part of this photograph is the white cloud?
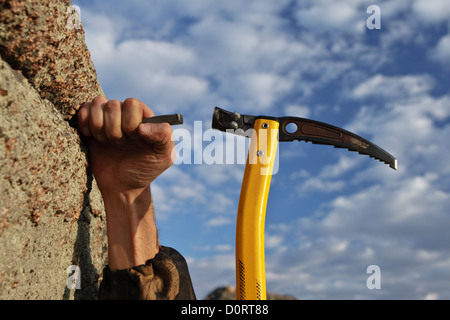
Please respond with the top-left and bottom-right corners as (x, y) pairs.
(284, 105), (310, 118)
(265, 234), (285, 249)
(413, 0), (450, 24)
(351, 74), (435, 100)
(320, 156), (362, 179)
(295, 0), (366, 34)
(424, 293), (439, 300)
(380, 0), (412, 19)
(321, 174), (450, 239)
(348, 88), (450, 177)
(115, 39), (197, 72)
(379, 19), (418, 49)
(293, 155), (362, 194)
(214, 244), (233, 252)
(206, 193), (236, 215)
(187, 16), (260, 73)
(299, 177), (345, 193)
(194, 164), (244, 188)
(82, 10), (122, 64)
(430, 34), (450, 65)
(151, 166), (206, 213)
(233, 72), (294, 111)
(205, 217), (233, 227)
(154, 163), (242, 217)
(187, 253), (236, 298)
(82, 8), (209, 113)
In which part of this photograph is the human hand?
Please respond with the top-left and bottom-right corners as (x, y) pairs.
(77, 96), (175, 195)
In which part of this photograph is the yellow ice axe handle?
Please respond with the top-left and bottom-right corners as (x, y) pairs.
(236, 119), (279, 300)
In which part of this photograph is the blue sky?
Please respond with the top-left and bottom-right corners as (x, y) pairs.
(74, 0), (450, 299)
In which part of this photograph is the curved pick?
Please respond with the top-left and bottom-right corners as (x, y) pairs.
(212, 107), (397, 170)
(277, 116), (397, 170)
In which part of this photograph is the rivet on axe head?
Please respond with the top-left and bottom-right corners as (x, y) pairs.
(229, 121), (239, 130)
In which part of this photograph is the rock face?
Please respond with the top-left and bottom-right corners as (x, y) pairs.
(204, 286), (297, 300)
(0, 0), (104, 118)
(0, 0), (107, 299)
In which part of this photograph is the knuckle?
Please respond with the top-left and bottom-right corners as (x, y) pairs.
(80, 101), (90, 111)
(103, 99), (121, 112)
(123, 97), (140, 109)
(77, 104), (89, 121)
(92, 95), (107, 105)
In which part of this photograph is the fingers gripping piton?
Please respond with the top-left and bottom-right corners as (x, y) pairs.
(77, 97), (175, 160)
(103, 99), (123, 141)
(121, 98), (154, 138)
(88, 96), (108, 142)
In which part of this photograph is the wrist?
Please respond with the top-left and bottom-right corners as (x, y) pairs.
(101, 185), (159, 270)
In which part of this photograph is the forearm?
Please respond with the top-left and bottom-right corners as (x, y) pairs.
(101, 185), (159, 271)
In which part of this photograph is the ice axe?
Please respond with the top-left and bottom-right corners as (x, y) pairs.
(211, 106), (397, 300)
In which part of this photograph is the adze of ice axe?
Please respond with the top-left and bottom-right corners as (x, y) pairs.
(211, 106), (397, 300)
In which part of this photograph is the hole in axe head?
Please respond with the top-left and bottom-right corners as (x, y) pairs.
(285, 122), (298, 134)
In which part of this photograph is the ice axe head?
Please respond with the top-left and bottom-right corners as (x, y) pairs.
(212, 106), (397, 170)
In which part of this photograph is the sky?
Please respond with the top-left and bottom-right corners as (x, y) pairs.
(73, 0), (450, 299)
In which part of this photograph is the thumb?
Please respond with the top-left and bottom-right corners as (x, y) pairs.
(138, 122), (174, 153)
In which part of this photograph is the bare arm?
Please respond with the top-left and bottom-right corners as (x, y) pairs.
(77, 96), (174, 270)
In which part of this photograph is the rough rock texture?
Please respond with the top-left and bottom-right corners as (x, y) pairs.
(0, 0), (104, 119)
(0, 0), (108, 299)
(204, 286), (297, 300)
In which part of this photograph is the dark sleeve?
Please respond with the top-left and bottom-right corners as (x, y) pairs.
(98, 246), (196, 300)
